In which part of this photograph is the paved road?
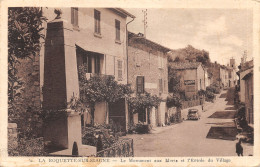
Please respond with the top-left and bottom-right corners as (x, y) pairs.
(123, 89), (253, 157)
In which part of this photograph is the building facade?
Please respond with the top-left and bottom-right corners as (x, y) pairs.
(128, 32), (170, 127)
(237, 59), (253, 127)
(169, 62), (205, 99)
(41, 8), (135, 143)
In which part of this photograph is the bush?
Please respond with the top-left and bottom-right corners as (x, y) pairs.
(166, 94), (182, 108)
(9, 137), (45, 156)
(135, 123), (152, 134)
(206, 83), (221, 94)
(82, 124), (118, 150)
(205, 90), (215, 102)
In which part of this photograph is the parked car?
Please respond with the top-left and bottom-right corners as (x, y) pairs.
(187, 109), (200, 120)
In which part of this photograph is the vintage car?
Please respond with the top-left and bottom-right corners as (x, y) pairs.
(187, 109), (200, 120)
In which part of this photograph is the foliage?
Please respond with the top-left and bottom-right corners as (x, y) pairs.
(205, 84), (220, 102)
(8, 136), (45, 156)
(8, 8), (47, 156)
(8, 7), (46, 121)
(40, 109), (68, 123)
(67, 96), (86, 113)
(206, 83), (221, 94)
(128, 92), (161, 114)
(168, 68), (181, 93)
(134, 123), (152, 134)
(198, 89), (206, 96)
(168, 45), (210, 67)
(205, 90), (215, 102)
(82, 125), (118, 150)
(166, 93), (182, 108)
(8, 7), (46, 59)
(78, 64), (132, 124)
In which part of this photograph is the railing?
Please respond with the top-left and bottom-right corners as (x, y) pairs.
(96, 138), (134, 157)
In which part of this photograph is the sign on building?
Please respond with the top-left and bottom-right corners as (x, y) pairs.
(184, 80), (195, 85)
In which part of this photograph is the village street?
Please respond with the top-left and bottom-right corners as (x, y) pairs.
(123, 88), (253, 157)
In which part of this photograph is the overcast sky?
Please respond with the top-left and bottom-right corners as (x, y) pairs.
(126, 8), (253, 66)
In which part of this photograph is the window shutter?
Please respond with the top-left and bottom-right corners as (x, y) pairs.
(94, 9), (101, 34)
(159, 79), (163, 93)
(71, 8), (78, 26)
(118, 60), (122, 81)
(75, 8), (78, 26)
(137, 76), (144, 94)
(115, 20), (120, 40)
(71, 8), (74, 24)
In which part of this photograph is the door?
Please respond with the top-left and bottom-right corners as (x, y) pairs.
(109, 98), (126, 134)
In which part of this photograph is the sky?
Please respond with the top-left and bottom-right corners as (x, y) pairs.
(125, 8), (253, 66)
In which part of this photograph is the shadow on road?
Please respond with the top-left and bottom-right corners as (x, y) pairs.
(206, 127), (237, 140)
(225, 107), (236, 110)
(208, 111), (236, 119)
(206, 122), (235, 127)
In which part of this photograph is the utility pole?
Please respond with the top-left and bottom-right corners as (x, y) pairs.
(142, 9), (148, 38)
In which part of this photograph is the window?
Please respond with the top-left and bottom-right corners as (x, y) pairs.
(136, 76), (144, 94)
(94, 56), (100, 74)
(71, 7), (78, 27)
(94, 9), (101, 34)
(138, 108), (146, 123)
(200, 79), (202, 90)
(136, 54), (141, 67)
(158, 56), (163, 68)
(159, 79), (163, 93)
(82, 54), (92, 73)
(118, 60), (123, 81)
(115, 19), (120, 41)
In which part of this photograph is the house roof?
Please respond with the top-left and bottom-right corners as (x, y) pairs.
(169, 62), (202, 70)
(128, 31), (171, 53)
(109, 8), (135, 18)
(241, 71), (253, 80)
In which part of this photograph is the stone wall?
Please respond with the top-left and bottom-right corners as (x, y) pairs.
(8, 123), (18, 152)
(12, 54), (42, 138)
(16, 55), (41, 110)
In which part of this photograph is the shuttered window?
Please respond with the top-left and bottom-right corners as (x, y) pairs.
(71, 7), (78, 27)
(136, 76), (144, 94)
(94, 9), (101, 34)
(118, 60), (123, 81)
(115, 19), (120, 40)
(159, 79), (163, 93)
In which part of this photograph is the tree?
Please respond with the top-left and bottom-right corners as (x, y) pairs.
(8, 7), (46, 121)
(8, 7), (47, 155)
(168, 45), (210, 66)
(168, 68), (181, 93)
